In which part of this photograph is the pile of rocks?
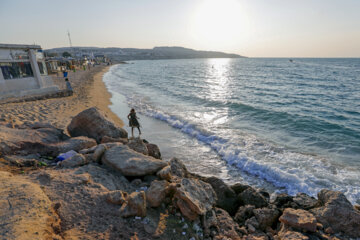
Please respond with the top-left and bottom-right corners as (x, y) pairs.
(1, 107), (359, 240)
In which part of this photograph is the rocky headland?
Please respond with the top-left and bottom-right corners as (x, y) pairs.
(1, 106), (360, 240)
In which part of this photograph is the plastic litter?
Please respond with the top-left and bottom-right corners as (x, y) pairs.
(56, 150), (77, 162)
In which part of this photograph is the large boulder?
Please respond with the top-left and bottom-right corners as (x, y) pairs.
(0, 123), (68, 156)
(203, 176), (238, 215)
(67, 107), (128, 143)
(293, 193), (318, 210)
(146, 180), (169, 207)
(310, 189), (360, 238)
(174, 178), (216, 220)
(120, 191), (146, 217)
(102, 145), (167, 177)
(279, 208), (317, 232)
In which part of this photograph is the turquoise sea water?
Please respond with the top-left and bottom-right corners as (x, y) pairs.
(104, 58), (360, 204)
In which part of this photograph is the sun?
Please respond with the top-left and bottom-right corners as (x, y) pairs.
(190, 0), (249, 50)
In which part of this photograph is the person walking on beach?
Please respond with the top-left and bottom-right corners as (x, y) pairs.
(127, 108), (141, 138)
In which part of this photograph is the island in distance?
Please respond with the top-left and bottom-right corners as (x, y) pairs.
(45, 46), (246, 61)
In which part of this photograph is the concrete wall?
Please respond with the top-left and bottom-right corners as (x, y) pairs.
(0, 77), (40, 93)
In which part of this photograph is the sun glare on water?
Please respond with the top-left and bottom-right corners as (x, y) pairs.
(191, 0), (249, 49)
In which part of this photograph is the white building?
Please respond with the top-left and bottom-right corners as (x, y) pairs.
(0, 43), (58, 100)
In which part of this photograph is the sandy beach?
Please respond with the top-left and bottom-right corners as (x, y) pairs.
(0, 65), (123, 130)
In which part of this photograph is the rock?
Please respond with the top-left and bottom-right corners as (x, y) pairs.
(310, 189), (360, 238)
(106, 190), (128, 205)
(120, 191), (146, 217)
(279, 208), (317, 232)
(157, 165), (172, 181)
(238, 188), (269, 208)
(234, 205), (255, 226)
(58, 153), (86, 168)
(127, 138), (148, 155)
(174, 178), (216, 220)
(253, 207), (280, 231)
(278, 229), (309, 240)
(203, 209), (218, 237)
(146, 180), (169, 207)
(4, 155), (39, 167)
(146, 143), (161, 159)
(169, 157), (189, 178)
(67, 107), (128, 143)
(231, 183), (251, 194)
(203, 176), (238, 215)
(0, 124), (68, 156)
(100, 136), (128, 144)
(293, 193), (318, 210)
(46, 136), (97, 156)
(92, 144), (107, 162)
(245, 216), (260, 231)
(102, 145), (167, 177)
(272, 193), (295, 208)
(213, 208), (243, 240)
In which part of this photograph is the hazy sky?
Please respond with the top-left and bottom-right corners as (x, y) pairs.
(1, 0), (360, 57)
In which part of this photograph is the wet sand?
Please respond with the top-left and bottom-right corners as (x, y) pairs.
(0, 65), (123, 130)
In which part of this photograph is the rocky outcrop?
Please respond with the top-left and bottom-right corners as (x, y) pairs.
(67, 107), (128, 143)
(146, 180), (169, 207)
(213, 208), (243, 239)
(293, 193), (318, 210)
(102, 145), (167, 177)
(45, 136), (97, 156)
(120, 191), (147, 217)
(279, 208), (317, 232)
(234, 205), (255, 225)
(203, 176), (238, 215)
(310, 189), (360, 238)
(174, 178), (216, 220)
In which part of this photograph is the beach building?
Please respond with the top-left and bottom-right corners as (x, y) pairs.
(0, 43), (58, 100)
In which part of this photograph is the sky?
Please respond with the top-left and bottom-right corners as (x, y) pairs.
(1, 0), (360, 57)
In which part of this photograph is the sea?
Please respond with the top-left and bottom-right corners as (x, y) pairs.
(103, 58), (360, 204)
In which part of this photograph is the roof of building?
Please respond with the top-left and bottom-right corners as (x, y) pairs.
(0, 43), (41, 50)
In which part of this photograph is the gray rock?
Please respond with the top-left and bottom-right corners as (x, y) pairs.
(169, 157), (189, 178)
(120, 191), (146, 217)
(238, 188), (269, 208)
(279, 208), (317, 232)
(231, 183), (251, 195)
(174, 178), (217, 220)
(234, 205), (255, 226)
(203, 176), (238, 215)
(253, 206), (280, 231)
(293, 193), (318, 210)
(146, 180), (169, 207)
(157, 165), (172, 181)
(102, 145), (167, 177)
(58, 153), (86, 168)
(67, 107), (128, 143)
(146, 143), (161, 159)
(127, 138), (148, 155)
(106, 190), (128, 205)
(310, 189), (360, 238)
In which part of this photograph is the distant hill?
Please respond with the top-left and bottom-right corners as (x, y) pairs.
(45, 46), (245, 61)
